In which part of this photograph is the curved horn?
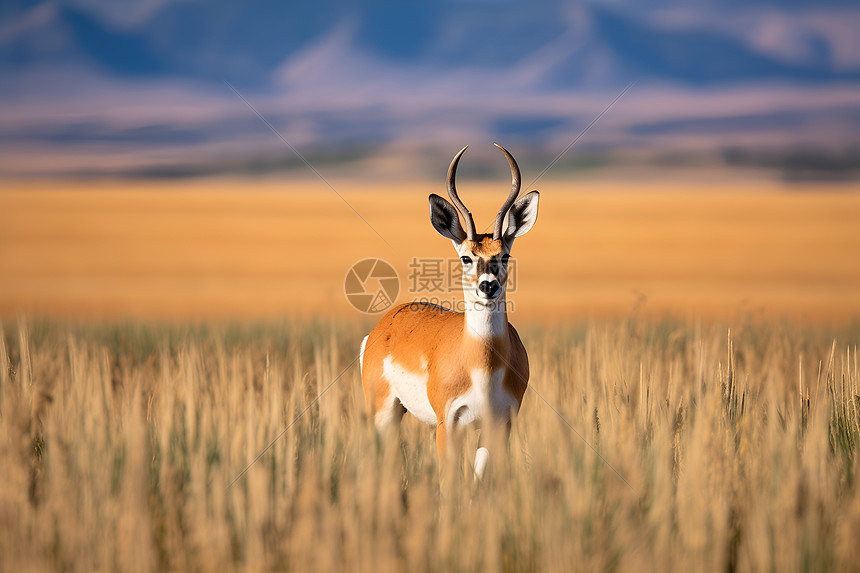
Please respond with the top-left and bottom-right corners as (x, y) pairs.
(447, 145), (476, 241)
(492, 143), (521, 240)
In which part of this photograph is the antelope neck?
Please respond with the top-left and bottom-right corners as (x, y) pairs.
(464, 293), (508, 342)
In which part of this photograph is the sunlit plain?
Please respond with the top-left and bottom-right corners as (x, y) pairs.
(1, 179), (859, 571)
(1, 178), (859, 322)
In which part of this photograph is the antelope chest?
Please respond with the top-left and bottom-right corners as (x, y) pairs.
(381, 355), (519, 427)
(444, 367), (519, 428)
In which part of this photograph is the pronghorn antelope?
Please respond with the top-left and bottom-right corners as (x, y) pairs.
(360, 144), (539, 478)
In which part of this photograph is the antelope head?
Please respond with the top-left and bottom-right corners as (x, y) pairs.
(428, 144), (539, 307)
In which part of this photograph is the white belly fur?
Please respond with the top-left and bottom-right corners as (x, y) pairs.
(382, 355), (437, 424)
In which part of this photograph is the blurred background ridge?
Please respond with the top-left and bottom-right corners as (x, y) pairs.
(2, 0), (859, 181)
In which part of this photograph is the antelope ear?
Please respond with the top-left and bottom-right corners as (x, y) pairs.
(429, 194), (467, 243)
(504, 191), (539, 240)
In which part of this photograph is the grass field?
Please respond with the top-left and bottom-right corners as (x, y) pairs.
(0, 317), (858, 571)
(1, 179), (859, 570)
(1, 178), (859, 321)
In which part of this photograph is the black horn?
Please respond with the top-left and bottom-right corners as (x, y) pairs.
(446, 145), (476, 241)
(492, 143), (521, 240)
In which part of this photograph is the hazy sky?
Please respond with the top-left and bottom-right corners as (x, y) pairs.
(2, 0), (859, 178)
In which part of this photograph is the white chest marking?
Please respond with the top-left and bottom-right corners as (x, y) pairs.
(445, 367), (519, 428)
(382, 355), (437, 425)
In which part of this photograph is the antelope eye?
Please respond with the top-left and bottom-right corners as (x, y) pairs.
(460, 256), (472, 265)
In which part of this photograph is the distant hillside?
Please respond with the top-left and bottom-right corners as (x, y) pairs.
(1, 0), (858, 179)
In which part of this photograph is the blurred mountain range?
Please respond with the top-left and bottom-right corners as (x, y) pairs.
(2, 0), (859, 180)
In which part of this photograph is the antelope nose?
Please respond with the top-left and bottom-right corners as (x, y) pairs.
(478, 280), (499, 297)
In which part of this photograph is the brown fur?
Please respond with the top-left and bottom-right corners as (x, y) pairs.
(360, 302), (529, 457)
(466, 236), (503, 258)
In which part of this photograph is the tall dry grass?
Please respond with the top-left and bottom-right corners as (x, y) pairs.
(1, 317), (859, 571)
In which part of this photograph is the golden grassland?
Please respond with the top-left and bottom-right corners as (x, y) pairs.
(1, 178), (859, 322)
(0, 316), (858, 571)
(1, 178), (860, 570)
